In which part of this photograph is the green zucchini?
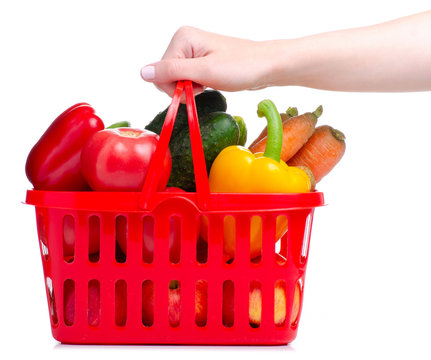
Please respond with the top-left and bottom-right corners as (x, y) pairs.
(145, 90), (227, 139)
(234, 116), (247, 146)
(168, 111), (240, 191)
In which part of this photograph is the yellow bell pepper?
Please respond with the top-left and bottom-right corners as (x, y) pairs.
(207, 99), (311, 260)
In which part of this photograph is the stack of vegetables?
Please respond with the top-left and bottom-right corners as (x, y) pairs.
(25, 89), (346, 328)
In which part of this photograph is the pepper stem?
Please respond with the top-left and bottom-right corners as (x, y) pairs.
(257, 100), (283, 162)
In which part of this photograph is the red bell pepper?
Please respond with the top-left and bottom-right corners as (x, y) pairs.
(25, 103), (104, 191)
(80, 127), (172, 192)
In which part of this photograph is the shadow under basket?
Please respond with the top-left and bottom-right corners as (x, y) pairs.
(25, 81), (325, 345)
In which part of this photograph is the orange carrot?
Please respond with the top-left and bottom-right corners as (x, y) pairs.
(249, 105), (322, 162)
(248, 107), (298, 149)
(287, 125), (346, 183)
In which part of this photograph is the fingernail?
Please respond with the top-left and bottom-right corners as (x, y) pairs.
(140, 65), (155, 81)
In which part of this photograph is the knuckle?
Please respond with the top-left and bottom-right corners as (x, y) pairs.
(174, 26), (196, 39)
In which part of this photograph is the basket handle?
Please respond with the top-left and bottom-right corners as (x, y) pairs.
(139, 80), (210, 210)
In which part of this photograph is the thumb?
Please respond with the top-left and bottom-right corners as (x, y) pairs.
(141, 58), (206, 84)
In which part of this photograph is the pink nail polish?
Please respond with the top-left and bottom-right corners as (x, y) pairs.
(140, 66), (155, 81)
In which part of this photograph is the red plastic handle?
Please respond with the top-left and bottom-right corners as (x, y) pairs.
(139, 81), (210, 210)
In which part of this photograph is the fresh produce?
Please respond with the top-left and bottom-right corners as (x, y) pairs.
(287, 125), (346, 183)
(249, 106), (298, 148)
(249, 106), (322, 162)
(80, 127), (171, 192)
(106, 121), (131, 129)
(168, 111), (240, 191)
(234, 116), (247, 146)
(145, 89), (227, 139)
(248, 279), (301, 327)
(207, 99), (311, 259)
(25, 103), (104, 191)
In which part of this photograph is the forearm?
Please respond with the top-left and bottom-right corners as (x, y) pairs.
(268, 11), (431, 92)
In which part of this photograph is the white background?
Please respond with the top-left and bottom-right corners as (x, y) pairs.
(1, 0), (431, 359)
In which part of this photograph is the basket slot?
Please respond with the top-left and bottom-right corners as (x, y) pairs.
(300, 211), (314, 264)
(63, 279), (75, 326)
(274, 279), (287, 327)
(88, 279), (101, 327)
(288, 279), (302, 329)
(37, 212), (49, 261)
(45, 277), (58, 326)
(115, 280), (127, 327)
(168, 280), (181, 327)
(249, 280), (262, 328)
(276, 215), (289, 263)
(222, 280), (234, 327)
(250, 215), (262, 264)
(88, 215), (100, 263)
(142, 216), (155, 264)
(196, 215), (208, 264)
(195, 280), (208, 327)
(169, 215), (181, 264)
(142, 280), (154, 327)
(115, 216), (127, 264)
(62, 215), (75, 263)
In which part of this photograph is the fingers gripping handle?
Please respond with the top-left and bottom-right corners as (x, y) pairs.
(139, 81), (210, 210)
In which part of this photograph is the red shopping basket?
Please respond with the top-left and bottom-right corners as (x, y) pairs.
(25, 81), (324, 345)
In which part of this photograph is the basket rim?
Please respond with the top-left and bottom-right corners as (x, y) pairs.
(25, 189), (324, 213)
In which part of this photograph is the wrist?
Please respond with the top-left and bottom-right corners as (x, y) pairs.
(260, 39), (304, 88)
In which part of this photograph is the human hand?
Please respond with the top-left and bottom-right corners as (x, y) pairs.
(140, 26), (278, 97)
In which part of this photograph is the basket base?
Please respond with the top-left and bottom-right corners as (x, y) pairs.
(52, 325), (297, 346)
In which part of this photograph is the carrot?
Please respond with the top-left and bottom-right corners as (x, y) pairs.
(287, 125), (346, 183)
(249, 105), (322, 162)
(248, 107), (298, 149)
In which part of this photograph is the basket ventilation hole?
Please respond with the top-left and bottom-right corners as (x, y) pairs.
(222, 280), (234, 327)
(168, 280), (181, 327)
(115, 280), (127, 326)
(169, 216), (181, 264)
(250, 216), (262, 264)
(249, 280), (262, 328)
(115, 216), (127, 263)
(88, 216), (100, 263)
(142, 280), (154, 327)
(88, 280), (100, 326)
(46, 277), (58, 325)
(142, 216), (154, 264)
(290, 281), (302, 329)
(196, 216), (208, 264)
(63, 279), (75, 326)
(37, 214), (48, 260)
(274, 280), (287, 327)
(275, 215), (288, 264)
(63, 215), (75, 263)
(223, 216), (235, 264)
(195, 280), (207, 327)
(300, 213), (313, 263)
